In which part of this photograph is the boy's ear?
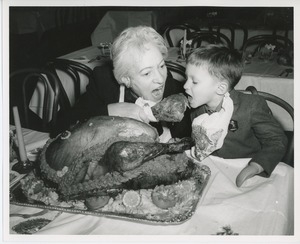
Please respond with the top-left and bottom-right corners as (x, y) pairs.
(121, 77), (131, 88)
(216, 81), (229, 95)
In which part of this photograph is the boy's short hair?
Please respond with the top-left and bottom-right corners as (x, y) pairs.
(187, 44), (244, 89)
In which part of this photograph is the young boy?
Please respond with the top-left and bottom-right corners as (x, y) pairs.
(184, 44), (288, 187)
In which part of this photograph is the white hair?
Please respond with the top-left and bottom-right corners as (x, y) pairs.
(111, 26), (168, 84)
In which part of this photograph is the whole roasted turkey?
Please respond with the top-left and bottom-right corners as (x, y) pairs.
(38, 94), (194, 200)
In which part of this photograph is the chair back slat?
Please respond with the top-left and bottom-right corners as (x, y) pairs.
(47, 59), (93, 106)
(210, 22), (248, 50)
(189, 30), (233, 49)
(10, 68), (61, 133)
(164, 24), (200, 47)
(239, 86), (294, 166)
(166, 61), (186, 82)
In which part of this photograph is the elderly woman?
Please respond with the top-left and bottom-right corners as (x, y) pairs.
(54, 26), (191, 139)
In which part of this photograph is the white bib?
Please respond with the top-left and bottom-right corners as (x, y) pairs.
(191, 93), (234, 161)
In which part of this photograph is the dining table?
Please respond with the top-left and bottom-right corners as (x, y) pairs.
(213, 28), (293, 51)
(7, 127), (294, 237)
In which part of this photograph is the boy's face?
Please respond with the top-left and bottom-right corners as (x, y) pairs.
(184, 64), (220, 108)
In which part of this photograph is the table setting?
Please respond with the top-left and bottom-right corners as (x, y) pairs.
(7, 110), (294, 236)
(10, 37), (293, 236)
(8, 108), (62, 235)
(8, 145), (294, 235)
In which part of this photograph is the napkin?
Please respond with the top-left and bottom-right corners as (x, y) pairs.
(135, 97), (171, 143)
(191, 93), (234, 161)
(135, 97), (158, 122)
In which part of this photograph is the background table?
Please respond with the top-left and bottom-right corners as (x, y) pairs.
(216, 29), (293, 51)
(9, 125), (50, 154)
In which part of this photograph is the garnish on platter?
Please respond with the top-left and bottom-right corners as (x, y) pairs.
(12, 218), (52, 235)
(122, 191), (141, 208)
(12, 170), (208, 223)
(151, 185), (179, 209)
(10, 116), (210, 224)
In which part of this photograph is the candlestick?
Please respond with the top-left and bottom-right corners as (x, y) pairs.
(13, 107), (27, 162)
(12, 106), (33, 174)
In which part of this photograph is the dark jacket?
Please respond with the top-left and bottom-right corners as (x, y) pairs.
(190, 89), (288, 177)
(54, 62), (191, 138)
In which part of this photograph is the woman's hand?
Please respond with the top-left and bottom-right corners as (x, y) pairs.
(108, 103), (149, 123)
(236, 162), (264, 187)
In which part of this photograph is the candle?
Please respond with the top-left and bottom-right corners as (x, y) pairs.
(119, 85), (125, 103)
(12, 106), (27, 162)
(183, 29), (187, 57)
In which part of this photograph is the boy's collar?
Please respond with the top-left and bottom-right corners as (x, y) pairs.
(205, 89), (238, 114)
(205, 100), (223, 114)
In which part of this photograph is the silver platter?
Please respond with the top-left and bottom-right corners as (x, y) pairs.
(10, 163), (210, 225)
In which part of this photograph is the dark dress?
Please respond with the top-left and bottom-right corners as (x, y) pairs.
(190, 89), (288, 177)
(53, 62), (191, 138)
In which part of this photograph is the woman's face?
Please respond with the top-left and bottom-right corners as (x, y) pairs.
(128, 43), (167, 102)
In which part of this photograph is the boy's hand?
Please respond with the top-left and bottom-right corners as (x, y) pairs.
(236, 162), (264, 187)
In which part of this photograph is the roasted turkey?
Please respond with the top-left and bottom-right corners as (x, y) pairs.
(38, 116), (195, 201)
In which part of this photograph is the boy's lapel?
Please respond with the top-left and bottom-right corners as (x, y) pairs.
(228, 89), (240, 132)
(229, 89), (239, 106)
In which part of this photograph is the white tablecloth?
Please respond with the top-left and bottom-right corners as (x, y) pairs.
(9, 125), (50, 154)
(7, 128), (294, 237)
(32, 155), (294, 235)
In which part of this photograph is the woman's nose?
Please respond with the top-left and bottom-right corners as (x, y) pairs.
(153, 69), (165, 84)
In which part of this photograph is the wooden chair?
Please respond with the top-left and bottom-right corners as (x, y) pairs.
(10, 68), (61, 133)
(166, 61), (186, 82)
(189, 30), (233, 49)
(214, 22), (248, 50)
(240, 86), (294, 167)
(47, 59), (93, 109)
(163, 23), (201, 47)
(201, 22), (247, 49)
